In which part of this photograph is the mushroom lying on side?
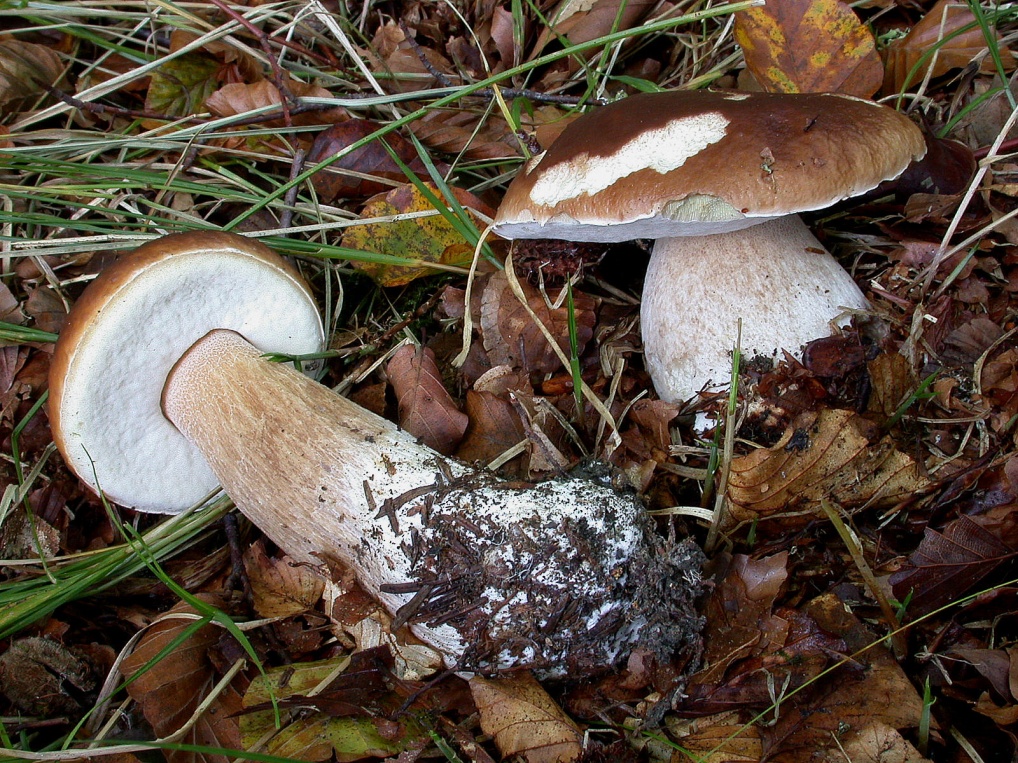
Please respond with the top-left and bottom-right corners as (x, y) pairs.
(50, 231), (704, 676)
(493, 90), (927, 403)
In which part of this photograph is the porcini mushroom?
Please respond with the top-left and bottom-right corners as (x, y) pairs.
(493, 90), (927, 403)
(50, 231), (704, 676)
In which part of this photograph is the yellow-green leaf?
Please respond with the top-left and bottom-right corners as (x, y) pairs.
(145, 52), (220, 117)
(342, 183), (493, 287)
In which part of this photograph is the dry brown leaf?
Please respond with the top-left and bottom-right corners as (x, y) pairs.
(412, 108), (522, 160)
(726, 408), (924, 526)
(664, 714), (763, 762)
(820, 722), (930, 763)
(889, 514), (1016, 616)
(734, 0), (883, 96)
(245, 540), (326, 619)
(0, 637), (96, 716)
(0, 40), (63, 112)
(866, 352), (915, 419)
(885, 0), (1016, 94)
(24, 286), (67, 335)
(455, 389), (527, 466)
(470, 672), (582, 763)
(387, 343), (468, 455)
(480, 271), (596, 376)
(530, 0), (656, 69)
(206, 79), (343, 125)
(121, 596), (244, 763)
(694, 553), (790, 686)
(307, 120), (440, 201)
(764, 593), (927, 761)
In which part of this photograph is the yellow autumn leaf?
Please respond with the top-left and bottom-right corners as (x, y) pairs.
(735, 0), (883, 97)
(342, 183), (493, 287)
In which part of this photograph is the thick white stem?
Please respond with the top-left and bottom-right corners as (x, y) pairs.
(162, 330), (703, 675)
(640, 216), (870, 403)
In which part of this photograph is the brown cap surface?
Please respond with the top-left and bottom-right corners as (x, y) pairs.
(49, 231), (325, 513)
(494, 90), (926, 242)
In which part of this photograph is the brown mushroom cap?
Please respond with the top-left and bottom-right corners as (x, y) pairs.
(49, 231), (325, 514)
(494, 90), (926, 242)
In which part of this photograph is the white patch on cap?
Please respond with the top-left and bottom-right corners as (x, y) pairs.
(529, 112), (729, 206)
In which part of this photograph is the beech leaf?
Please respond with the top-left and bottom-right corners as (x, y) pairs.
(890, 514), (1017, 616)
(387, 343), (468, 455)
(885, 0), (1016, 94)
(244, 541), (326, 619)
(0, 40), (63, 111)
(479, 270), (597, 376)
(727, 408), (924, 526)
(470, 672), (582, 763)
(121, 596), (244, 763)
(734, 0), (883, 97)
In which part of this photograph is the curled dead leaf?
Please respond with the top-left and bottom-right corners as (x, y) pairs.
(726, 408), (924, 527)
(245, 540), (326, 619)
(885, 0), (1016, 94)
(480, 270), (597, 375)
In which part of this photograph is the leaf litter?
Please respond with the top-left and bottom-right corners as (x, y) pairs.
(2, 0), (1018, 761)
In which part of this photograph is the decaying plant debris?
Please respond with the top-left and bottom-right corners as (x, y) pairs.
(2, 0), (1018, 761)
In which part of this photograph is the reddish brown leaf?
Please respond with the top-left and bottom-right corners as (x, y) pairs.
(479, 271), (597, 376)
(307, 120), (440, 200)
(387, 344), (468, 455)
(734, 0), (883, 96)
(885, 0), (1016, 94)
(890, 514), (1017, 616)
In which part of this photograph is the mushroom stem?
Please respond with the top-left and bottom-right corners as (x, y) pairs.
(640, 216), (870, 403)
(162, 329), (704, 675)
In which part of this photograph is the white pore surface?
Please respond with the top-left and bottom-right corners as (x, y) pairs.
(57, 252), (325, 513)
(641, 216), (870, 403)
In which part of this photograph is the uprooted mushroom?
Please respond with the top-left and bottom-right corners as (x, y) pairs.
(49, 231), (704, 676)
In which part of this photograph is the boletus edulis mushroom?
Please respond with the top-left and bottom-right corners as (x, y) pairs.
(493, 90), (927, 403)
(50, 231), (705, 676)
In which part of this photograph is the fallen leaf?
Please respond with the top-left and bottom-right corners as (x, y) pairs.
(245, 540), (326, 619)
(307, 120), (441, 200)
(726, 408), (924, 527)
(885, 0), (1016, 94)
(144, 52), (220, 119)
(206, 78), (345, 127)
(0, 39), (63, 111)
(529, 0), (656, 71)
(387, 343), (468, 455)
(480, 270), (597, 376)
(240, 651), (424, 762)
(341, 183), (492, 287)
(121, 596), (244, 763)
(412, 108), (522, 160)
(890, 514), (1017, 616)
(735, 0), (883, 96)
(470, 672), (582, 763)
(0, 637), (96, 716)
(821, 721), (930, 763)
